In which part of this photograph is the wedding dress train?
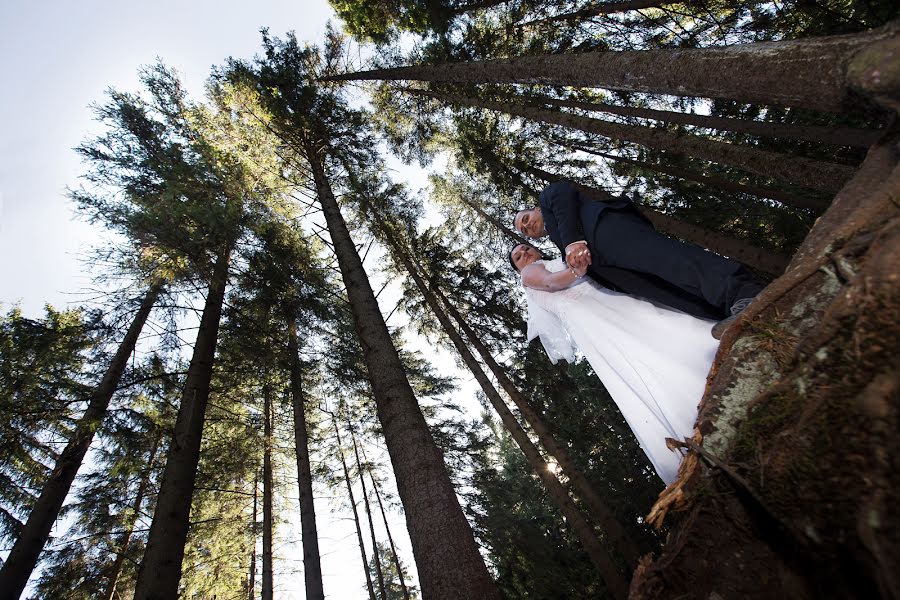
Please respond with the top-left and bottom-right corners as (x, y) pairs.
(524, 259), (719, 484)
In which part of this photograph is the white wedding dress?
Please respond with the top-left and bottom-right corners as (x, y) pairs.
(524, 259), (719, 484)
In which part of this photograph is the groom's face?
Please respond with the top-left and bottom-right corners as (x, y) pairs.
(514, 208), (546, 238)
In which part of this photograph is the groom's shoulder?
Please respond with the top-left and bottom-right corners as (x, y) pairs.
(539, 180), (578, 203)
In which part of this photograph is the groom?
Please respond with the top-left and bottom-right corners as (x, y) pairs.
(514, 181), (764, 329)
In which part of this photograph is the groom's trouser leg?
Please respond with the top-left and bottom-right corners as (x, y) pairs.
(591, 209), (765, 316)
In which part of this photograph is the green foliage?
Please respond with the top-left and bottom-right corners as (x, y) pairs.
(0, 306), (101, 545)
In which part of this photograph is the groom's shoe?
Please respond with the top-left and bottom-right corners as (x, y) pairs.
(711, 297), (755, 340)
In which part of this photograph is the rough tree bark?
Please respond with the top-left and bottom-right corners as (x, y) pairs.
(0, 281), (163, 600)
(629, 42), (900, 600)
(325, 21), (899, 113)
(134, 248), (233, 600)
(304, 140), (500, 600)
(248, 472), (258, 600)
(287, 318), (325, 600)
(412, 88), (854, 195)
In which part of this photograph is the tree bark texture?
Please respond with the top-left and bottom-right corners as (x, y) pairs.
(537, 96), (881, 148)
(288, 319), (325, 600)
(327, 21), (899, 113)
(334, 415), (378, 600)
(248, 472), (258, 600)
(520, 164), (792, 276)
(304, 143), (500, 600)
(377, 225), (630, 599)
(414, 88), (854, 195)
(134, 249), (232, 600)
(262, 386), (274, 600)
(349, 422), (388, 600)
(0, 282), (163, 600)
(629, 129), (900, 597)
(571, 145), (830, 213)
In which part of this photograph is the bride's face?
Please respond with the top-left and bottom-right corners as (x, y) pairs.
(511, 244), (541, 271)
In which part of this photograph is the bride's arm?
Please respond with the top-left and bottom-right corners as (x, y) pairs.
(521, 262), (586, 292)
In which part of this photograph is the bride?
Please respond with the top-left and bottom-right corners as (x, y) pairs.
(509, 242), (719, 485)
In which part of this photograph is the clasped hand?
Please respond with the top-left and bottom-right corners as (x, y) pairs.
(565, 242), (592, 274)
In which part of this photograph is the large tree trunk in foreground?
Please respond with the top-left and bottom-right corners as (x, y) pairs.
(134, 249), (232, 600)
(248, 472), (258, 600)
(287, 318), (325, 600)
(0, 281), (163, 600)
(262, 386), (274, 600)
(304, 142), (500, 600)
(377, 224), (629, 599)
(413, 88), (853, 195)
(536, 95), (881, 148)
(325, 22), (898, 113)
(629, 52), (900, 599)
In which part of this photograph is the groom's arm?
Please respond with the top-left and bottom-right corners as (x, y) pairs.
(541, 182), (591, 268)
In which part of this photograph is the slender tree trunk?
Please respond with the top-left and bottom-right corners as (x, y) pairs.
(570, 144), (830, 212)
(304, 140), (500, 600)
(324, 22), (899, 112)
(518, 0), (669, 30)
(432, 283), (642, 567)
(100, 435), (162, 600)
(134, 247), (233, 600)
(536, 95), (881, 148)
(249, 471), (258, 600)
(413, 88), (854, 194)
(520, 164), (791, 275)
(333, 414), (378, 600)
(262, 386), (274, 600)
(374, 223), (630, 598)
(287, 318), (325, 600)
(348, 422), (388, 600)
(0, 281), (163, 600)
(360, 445), (412, 600)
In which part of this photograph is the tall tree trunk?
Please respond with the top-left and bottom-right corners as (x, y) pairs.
(413, 88), (854, 194)
(348, 421), (388, 600)
(249, 471), (258, 600)
(303, 141), (500, 600)
(262, 386), (274, 600)
(431, 283), (642, 567)
(360, 444), (412, 600)
(0, 281), (163, 600)
(134, 247), (233, 600)
(333, 414), (378, 600)
(287, 318), (325, 600)
(100, 434), (162, 600)
(533, 0), (669, 24)
(372, 221), (630, 598)
(324, 22), (899, 112)
(520, 163), (791, 275)
(536, 95), (881, 148)
(570, 144), (830, 212)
